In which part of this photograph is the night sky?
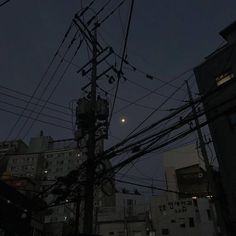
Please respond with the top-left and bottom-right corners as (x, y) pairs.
(0, 0), (236, 192)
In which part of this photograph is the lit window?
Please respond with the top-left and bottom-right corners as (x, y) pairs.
(215, 70), (234, 86)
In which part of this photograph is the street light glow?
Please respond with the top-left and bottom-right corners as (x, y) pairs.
(120, 117), (127, 124)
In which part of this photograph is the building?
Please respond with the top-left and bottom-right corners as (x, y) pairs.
(43, 139), (82, 236)
(148, 144), (218, 236)
(0, 179), (46, 236)
(0, 139), (28, 175)
(43, 136), (115, 235)
(163, 144), (208, 199)
(6, 152), (46, 180)
(194, 20), (236, 233)
(0, 131), (114, 235)
(151, 195), (216, 236)
(97, 191), (152, 236)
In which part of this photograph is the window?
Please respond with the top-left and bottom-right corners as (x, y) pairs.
(171, 219), (176, 223)
(109, 232), (114, 235)
(127, 199), (133, 216)
(161, 228), (169, 235)
(216, 70), (234, 86)
(180, 223), (185, 228)
(189, 217), (195, 227)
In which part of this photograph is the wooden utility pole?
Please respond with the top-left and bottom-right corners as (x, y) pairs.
(186, 80), (228, 236)
(83, 25), (97, 235)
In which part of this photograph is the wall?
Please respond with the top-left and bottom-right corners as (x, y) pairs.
(194, 35), (236, 231)
(151, 195), (216, 236)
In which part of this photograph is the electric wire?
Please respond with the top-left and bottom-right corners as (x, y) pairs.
(108, 0), (135, 126)
(6, 22), (74, 140)
(0, 90), (71, 117)
(92, 0), (126, 30)
(86, 0), (113, 26)
(0, 107), (72, 131)
(0, 0), (10, 7)
(58, 56), (169, 112)
(125, 81), (186, 139)
(0, 84), (71, 111)
(0, 99), (71, 124)
(114, 73), (193, 114)
(19, 34), (82, 139)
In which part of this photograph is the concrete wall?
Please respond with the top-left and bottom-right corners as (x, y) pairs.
(194, 35), (236, 231)
(97, 193), (148, 236)
(151, 195), (216, 236)
(163, 144), (204, 170)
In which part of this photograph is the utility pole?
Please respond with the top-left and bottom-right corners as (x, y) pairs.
(186, 80), (228, 236)
(74, 13), (110, 233)
(83, 25), (97, 235)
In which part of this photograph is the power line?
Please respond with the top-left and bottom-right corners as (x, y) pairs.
(0, 84), (71, 111)
(116, 98), (192, 182)
(19, 35), (83, 139)
(6, 22), (75, 140)
(97, 30), (194, 107)
(0, 0), (10, 8)
(57, 56), (169, 112)
(107, 102), (236, 175)
(125, 82), (186, 139)
(109, 0), (135, 126)
(106, 75), (218, 156)
(0, 90), (71, 117)
(35, 95), (234, 207)
(95, 90), (236, 175)
(96, 84), (167, 112)
(86, 0), (113, 26)
(115, 52), (190, 92)
(114, 73), (193, 114)
(0, 107), (72, 131)
(0, 99), (71, 124)
(77, 0), (96, 17)
(114, 178), (206, 196)
(125, 76), (184, 102)
(93, 0), (126, 30)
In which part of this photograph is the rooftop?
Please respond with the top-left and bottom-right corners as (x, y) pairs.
(220, 20), (236, 40)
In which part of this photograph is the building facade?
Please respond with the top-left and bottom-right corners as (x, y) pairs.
(153, 144), (218, 235)
(97, 192), (151, 236)
(194, 21), (236, 233)
(151, 195), (216, 236)
(0, 139), (28, 175)
(0, 131), (114, 235)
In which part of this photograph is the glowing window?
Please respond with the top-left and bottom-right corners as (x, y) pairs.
(216, 71), (234, 86)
